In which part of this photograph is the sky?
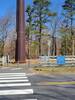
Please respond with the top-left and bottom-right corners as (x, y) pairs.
(0, 0), (64, 17)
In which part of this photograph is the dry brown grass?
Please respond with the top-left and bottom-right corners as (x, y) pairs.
(32, 66), (75, 75)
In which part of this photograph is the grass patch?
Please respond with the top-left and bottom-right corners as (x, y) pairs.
(32, 66), (75, 74)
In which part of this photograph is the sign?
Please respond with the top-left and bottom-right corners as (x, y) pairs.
(57, 56), (65, 65)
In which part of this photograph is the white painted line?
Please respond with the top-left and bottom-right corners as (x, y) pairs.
(0, 79), (29, 83)
(0, 83), (31, 87)
(0, 76), (27, 79)
(0, 73), (26, 77)
(0, 74), (27, 77)
(0, 89), (33, 95)
(0, 73), (26, 75)
(11, 68), (22, 70)
(23, 99), (37, 100)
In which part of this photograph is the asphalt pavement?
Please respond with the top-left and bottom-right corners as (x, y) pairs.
(29, 74), (75, 100)
(0, 66), (75, 100)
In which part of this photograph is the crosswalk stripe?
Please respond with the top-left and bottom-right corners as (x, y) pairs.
(0, 73), (26, 76)
(0, 75), (27, 77)
(0, 79), (29, 83)
(0, 83), (31, 87)
(0, 72), (36, 99)
(0, 76), (27, 79)
(0, 89), (33, 95)
(23, 99), (37, 100)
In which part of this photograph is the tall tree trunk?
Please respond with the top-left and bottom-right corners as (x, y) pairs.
(39, 9), (42, 56)
(39, 27), (42, 56)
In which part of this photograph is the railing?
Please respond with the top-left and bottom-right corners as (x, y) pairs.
(65, 56), (75, 64)
(0, 56), (10, 66)
(39, 56), (75, 66)
(0, 55), (75, 66)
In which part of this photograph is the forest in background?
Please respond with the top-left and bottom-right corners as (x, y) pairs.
(0, 0), (75, 59)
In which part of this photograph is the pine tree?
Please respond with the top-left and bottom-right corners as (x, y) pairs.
(26, 5), (34, 38)
(33, 0), (51, 56)
(62, 0), (75, 55)
(26, 5), (34, 58)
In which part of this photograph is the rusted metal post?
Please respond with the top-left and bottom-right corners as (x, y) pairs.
(15, 0), (26, 63)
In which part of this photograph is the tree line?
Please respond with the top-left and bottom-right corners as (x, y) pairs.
(0, 0), (75, 58)
(26, 0), (75, 57)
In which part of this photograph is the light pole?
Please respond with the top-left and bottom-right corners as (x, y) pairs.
(15, 0), (26, 63)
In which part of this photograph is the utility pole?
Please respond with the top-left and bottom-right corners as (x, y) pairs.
(15, 0), (26, 63)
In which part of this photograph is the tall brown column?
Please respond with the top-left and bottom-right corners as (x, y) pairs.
(15, 0), (26, 62)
